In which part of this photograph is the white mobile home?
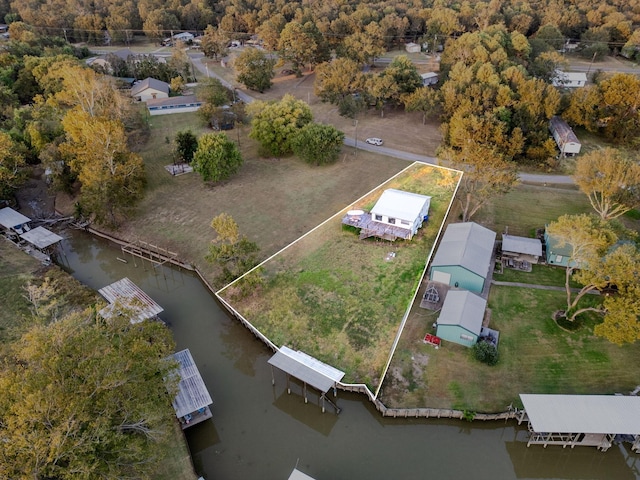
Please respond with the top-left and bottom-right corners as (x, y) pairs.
(370, 189), (431, 238)
(552, 70), (587, 88)
(549, 116), (581, 156)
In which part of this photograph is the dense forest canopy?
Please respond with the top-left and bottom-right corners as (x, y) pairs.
(4, 0), (640, 50)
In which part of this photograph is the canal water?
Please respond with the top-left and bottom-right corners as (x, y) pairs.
(59, 230), (640, 480)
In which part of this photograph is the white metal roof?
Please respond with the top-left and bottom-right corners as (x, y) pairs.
(20, 226), (63, 249)
(288, 468), (316, 480)
(520, 394), (640, 434)
(98, 277), (164, 323)
(437, 290), (486, 335)
(171, 349), (213, 418)
(553, 70), (587, 84)
(421, 72), (438, 79)
(370, 189), (431, 222)
(0, 207), (30, 229)
(431, 222), (496, 278)
(502, 234), (542, 256)
(268, 346), (345, 394)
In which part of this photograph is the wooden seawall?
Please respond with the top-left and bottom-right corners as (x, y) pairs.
(79, 227), (519, 423)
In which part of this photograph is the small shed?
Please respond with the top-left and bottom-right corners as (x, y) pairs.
(20, 226), (63, 252)
(549, 116), (581, 156)
(170, 349), (213, 429)
(370, 189), (431, 238)
(405, 42), (421, 53)
(430, 222), (496, 293)
(544, 228), (575, 268)
(552, 70), (587, 88)
(502, 234), (543, 269)
(131, 77), (170, 102)
(420, 72), (439, 86)
(0, 207), (31, 234)
(436, 290), (487, 347)
(147, 95), (203, 115)
(98, 277), (164, 323)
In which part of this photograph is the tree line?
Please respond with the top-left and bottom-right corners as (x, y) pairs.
(4, 0), (640, 59)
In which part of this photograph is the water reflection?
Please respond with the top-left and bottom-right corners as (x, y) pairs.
(58, 229), (640, 480)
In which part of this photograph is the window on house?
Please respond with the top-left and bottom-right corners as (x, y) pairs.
(555, 255), (563, 262)
(375, 214), (382, 221)
(401, 220), (410, 226)
(460, 334), (474, 342)
(388, 217), (396, 224)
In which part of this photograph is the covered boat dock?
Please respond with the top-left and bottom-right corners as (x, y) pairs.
(518, 394), (640, 451)
(98, 277), (164, 323)
(170, 349), (213, 429)
(269, 346), (345, 413)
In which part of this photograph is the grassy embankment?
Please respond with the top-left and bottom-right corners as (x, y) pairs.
(0, 242), (197, 480)
(219, 163), (461, 387)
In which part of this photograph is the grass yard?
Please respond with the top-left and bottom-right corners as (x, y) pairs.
(473, 183), (592, 238)
(219, 163), (461, 388)
(108, 111), (410, 283)
(381, 285), (640, 412)
(493, 262), (582, 288)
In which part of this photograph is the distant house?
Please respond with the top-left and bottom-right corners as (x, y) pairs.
(436, 290), (487, 347)
(163, 32), (194, 46)
(87, 48), (136, 72)
(549, 116), (581, 156)
(420, 72), (439, 86)
(370, 189), (431, 237)
(501, 234), (543, 269)
(131, 77), (170, 102)
(430, 222), (496, 294)
(552, 70), (587, 88)
(147, 95), (203, 115)
(405, 42), (421, 53)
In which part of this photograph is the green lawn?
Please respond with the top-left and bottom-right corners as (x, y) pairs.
(382, 285), (640, 412)
(493, 262), (582, 289)
(221, 163), (461, 388)
(473, 183), (592, 237)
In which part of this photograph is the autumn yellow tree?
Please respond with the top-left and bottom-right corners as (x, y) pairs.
(60, 109), (145, 225)
(0, 132), (27, 199)
(574, 148), (640, 220)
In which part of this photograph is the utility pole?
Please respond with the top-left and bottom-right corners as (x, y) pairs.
(354, 119), (358, 158)
(586, 50), (597, 78)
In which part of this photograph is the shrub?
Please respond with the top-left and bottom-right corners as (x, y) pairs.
(473, 341), (499, 366)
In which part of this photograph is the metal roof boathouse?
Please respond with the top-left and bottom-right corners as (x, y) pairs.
(171, 349), (213, 429)
(518, 394), (640, 452)
(98, 277), (164, 323)
(269, 346), (345, 413)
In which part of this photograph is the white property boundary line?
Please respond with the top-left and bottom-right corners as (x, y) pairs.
(216, 161), (464, 399)
(373, 167), (463, 399)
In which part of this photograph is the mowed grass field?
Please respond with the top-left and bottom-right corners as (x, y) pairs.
(219, 163), (461, 387)
(114, 112), (410, 281)
(382, 284), (640, 412)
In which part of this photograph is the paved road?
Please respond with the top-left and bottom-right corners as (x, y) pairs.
(190, 53), (575, 186)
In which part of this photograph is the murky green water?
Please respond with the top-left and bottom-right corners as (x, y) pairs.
(58, 230), (640, 480)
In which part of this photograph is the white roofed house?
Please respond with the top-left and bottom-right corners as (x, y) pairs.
(549, 116), (581, 156)
(342, 189), (431, 241)
(552, 70), (587, 88)
(131, 77), (170, 102)
(435, 290), (487, 347)
(420, 72), (439, 86)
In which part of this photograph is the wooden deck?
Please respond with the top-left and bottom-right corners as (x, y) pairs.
(341, 213), (413, 241)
